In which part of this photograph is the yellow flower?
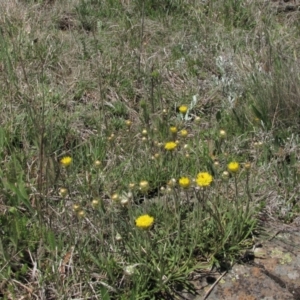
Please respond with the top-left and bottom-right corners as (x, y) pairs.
(179, 129), (188, 138)
(170, 126), (178, 134)
(179, 105), (188, 114)
(60, 156), (72, 167)
(227, 162), (240, 173)
(135, 214), (154, 229)
(196, 172), (213, 187)
(164, 141), (177, 151)
(179, 177), (191, 189)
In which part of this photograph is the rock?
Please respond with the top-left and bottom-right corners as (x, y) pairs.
(187, 231), (300, 300)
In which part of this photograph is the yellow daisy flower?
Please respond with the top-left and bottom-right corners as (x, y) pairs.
(164, 141), (177, 151)
(179, 177), (191, 189)
(179, 129), (188, 138)
(196, 172), (213, 187)
(227, 162), (240, 173)
(179, 105), (188, 114)
(60, 156), (72, 167)
(135, 214), (154, 230)
(170, 126), (178, 134)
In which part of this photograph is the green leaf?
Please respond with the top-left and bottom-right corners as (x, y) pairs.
(251, 104), (264, 121)
(99, 286), (111, 300)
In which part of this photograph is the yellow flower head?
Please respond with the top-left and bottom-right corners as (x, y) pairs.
(179, 177), (191, 189)
(180, 129), (188, 138)
(170, 126), (178, 134)
(227, 162), (240, 173)
(179, 105), (188, 114)
(196, 172), (213, 187)
(135, 214), (154, 230)
(60, 156), (72, 167)
(164, 141), (177, 151)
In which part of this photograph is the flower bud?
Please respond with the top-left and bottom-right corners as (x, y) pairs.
(194, 116), (201, 123)
(167, 178), (177, 188)
(125, 120), (132, 127)
(91, 199), (100, 208)
(94, 160), (102, 168)
(115, 232), (122, 241)
(222, 171), (229, 180)
(139, 180), (149, 193)
(244, 162), (251, 170)
(59, 188), (68, 198)
(219, 130), (227, 139)
(73, 204), (81, 211)
(77, 210), (85, 218)
(111, 193), (120, 202)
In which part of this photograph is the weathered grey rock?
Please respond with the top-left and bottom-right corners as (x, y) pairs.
(184, 231), (300, 300)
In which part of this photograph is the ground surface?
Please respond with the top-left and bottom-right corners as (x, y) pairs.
(176, 217), (300, 300)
